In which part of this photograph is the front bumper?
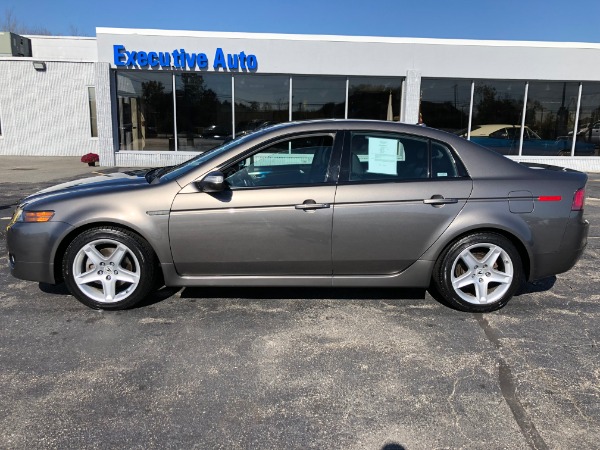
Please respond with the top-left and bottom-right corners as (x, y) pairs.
(6, 221), (74, 284)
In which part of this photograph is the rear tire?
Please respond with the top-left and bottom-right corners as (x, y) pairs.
(431, 232), (524, 312)
(62, 227), (157, 310)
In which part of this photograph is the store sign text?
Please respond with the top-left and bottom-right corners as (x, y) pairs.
(113, 45), (258, 71)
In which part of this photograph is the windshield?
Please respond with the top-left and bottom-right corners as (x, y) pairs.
(157, 132), (259, 182)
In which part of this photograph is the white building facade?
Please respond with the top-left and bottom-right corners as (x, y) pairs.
(1, 28), (600, 171)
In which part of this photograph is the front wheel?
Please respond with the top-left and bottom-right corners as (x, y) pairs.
(431, 233), (524, 312)
(62, 227), (157, 310)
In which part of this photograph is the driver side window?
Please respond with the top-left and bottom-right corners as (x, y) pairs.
(224, 135), (334, 188)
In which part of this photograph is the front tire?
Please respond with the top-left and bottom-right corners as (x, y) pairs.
(431, 232), (524, 312)
(62, 227), (157, 310)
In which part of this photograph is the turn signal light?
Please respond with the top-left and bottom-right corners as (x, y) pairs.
(23, 211), (55, 222)
(571, 188), (585, 211)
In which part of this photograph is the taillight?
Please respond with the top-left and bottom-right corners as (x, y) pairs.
(571, 188), (585, 211)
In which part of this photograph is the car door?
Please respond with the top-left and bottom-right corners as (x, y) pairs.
(332, 131), (473, 275)
(169, 133), (341, 277)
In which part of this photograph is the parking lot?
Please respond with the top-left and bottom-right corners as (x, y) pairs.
(0, 161), (598, 449)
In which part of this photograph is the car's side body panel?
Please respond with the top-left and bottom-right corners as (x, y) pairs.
(332, 179), (473, 274)
(169, 185), (337, 276)
(7, 178), (182, 284)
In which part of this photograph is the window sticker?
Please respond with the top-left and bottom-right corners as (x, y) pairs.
(367, 137), (404, 175)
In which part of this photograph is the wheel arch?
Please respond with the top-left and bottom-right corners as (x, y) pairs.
(53, 221), (162, 284)
(431, 227), (532, 282)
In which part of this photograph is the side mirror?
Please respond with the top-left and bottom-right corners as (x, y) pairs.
(197, 170), (226, 193)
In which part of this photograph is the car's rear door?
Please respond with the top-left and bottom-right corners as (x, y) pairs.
(169, 132), (341, 277)
(332, 131), (473, 275)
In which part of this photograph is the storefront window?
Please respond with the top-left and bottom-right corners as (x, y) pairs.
(420, 79), (471, 132)
(234, 74), (289, 137)
(470, 81), (526, 155)
(524, 82), (580, 156)
(116, 71), (174, 151)
(292, 76), (346, 121)
(175, 73), (232, 152)
(576, 82), (600, 157)
(348, 77), (402, 121)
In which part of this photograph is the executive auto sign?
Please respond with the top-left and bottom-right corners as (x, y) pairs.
(113, 44), (258, 71)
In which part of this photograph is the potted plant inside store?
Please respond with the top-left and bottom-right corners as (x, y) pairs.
(81, 153), (100, 167)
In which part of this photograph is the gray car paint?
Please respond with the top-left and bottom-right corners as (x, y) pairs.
(6, 119), (589, 291)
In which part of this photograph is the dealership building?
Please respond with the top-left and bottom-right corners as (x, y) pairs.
(1, 27), (600, 171)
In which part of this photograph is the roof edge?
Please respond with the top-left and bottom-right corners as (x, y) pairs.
(95, 27), (600, 49)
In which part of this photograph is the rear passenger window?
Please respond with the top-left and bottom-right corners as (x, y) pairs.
(348, 132), (462, 182)
(431, 142), (459, 178)
(349, 133), (429, 181)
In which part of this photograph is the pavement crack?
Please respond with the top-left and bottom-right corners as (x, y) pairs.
(446, 369), (477, 446)
(475, 314), (549, 450)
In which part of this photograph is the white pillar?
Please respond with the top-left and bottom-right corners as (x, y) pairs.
(402, 70), (421, 125)
(95, 62), (116, 167)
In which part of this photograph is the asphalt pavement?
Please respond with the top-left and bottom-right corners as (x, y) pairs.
(0, 157), (598, 449)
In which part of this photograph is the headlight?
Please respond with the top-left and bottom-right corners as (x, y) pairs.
(23, 210), (55, 223)
(6, 208), (54, 230)
(6, 207), (23, 230)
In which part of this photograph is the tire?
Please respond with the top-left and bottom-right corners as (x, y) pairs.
(62, 227), (157, 310)
(431, 232), (524, 313)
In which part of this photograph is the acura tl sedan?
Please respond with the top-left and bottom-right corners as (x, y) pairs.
(6, 120), (589, 313)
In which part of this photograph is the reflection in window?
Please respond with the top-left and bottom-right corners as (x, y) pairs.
(292, 76), (346, 121)
(575, 83), (600, 157)
(348, 77), (402, 121)
(524, 81), (581, 156)
(234, 74), (289, 137)
(88, 87), (98, 138)
(469, 81), (525, 155)
(224, 135), (334, 188)
(176, 73), (232, 152)
(420, 79), (471, 132)
(116, 71), (174, 151)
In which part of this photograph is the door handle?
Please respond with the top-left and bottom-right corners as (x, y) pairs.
(295, 199), (330, 210)
(423, 195), (458, 205)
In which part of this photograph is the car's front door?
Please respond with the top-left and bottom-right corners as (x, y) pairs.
(332, 131), (473, 275)
(169, 133), (340, 277)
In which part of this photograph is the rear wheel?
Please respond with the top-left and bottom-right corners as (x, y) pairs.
(62, 227), (156, 310)
(432, 233), (524, 312)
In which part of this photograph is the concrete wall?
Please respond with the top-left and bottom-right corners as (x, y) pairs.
(0, 59), (100, 157)
(115, 150), (196, 168)
(27, 35), (97, 61)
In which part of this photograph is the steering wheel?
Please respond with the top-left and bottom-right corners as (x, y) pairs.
(227, 168), (255, 188)
(238, 170), (255, 187)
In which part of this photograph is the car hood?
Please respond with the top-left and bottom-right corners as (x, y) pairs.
(21, 170), (150, 206)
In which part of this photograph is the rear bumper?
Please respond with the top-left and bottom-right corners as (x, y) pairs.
(6, 221), (74, 284)
(531, 213), (589, 280)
